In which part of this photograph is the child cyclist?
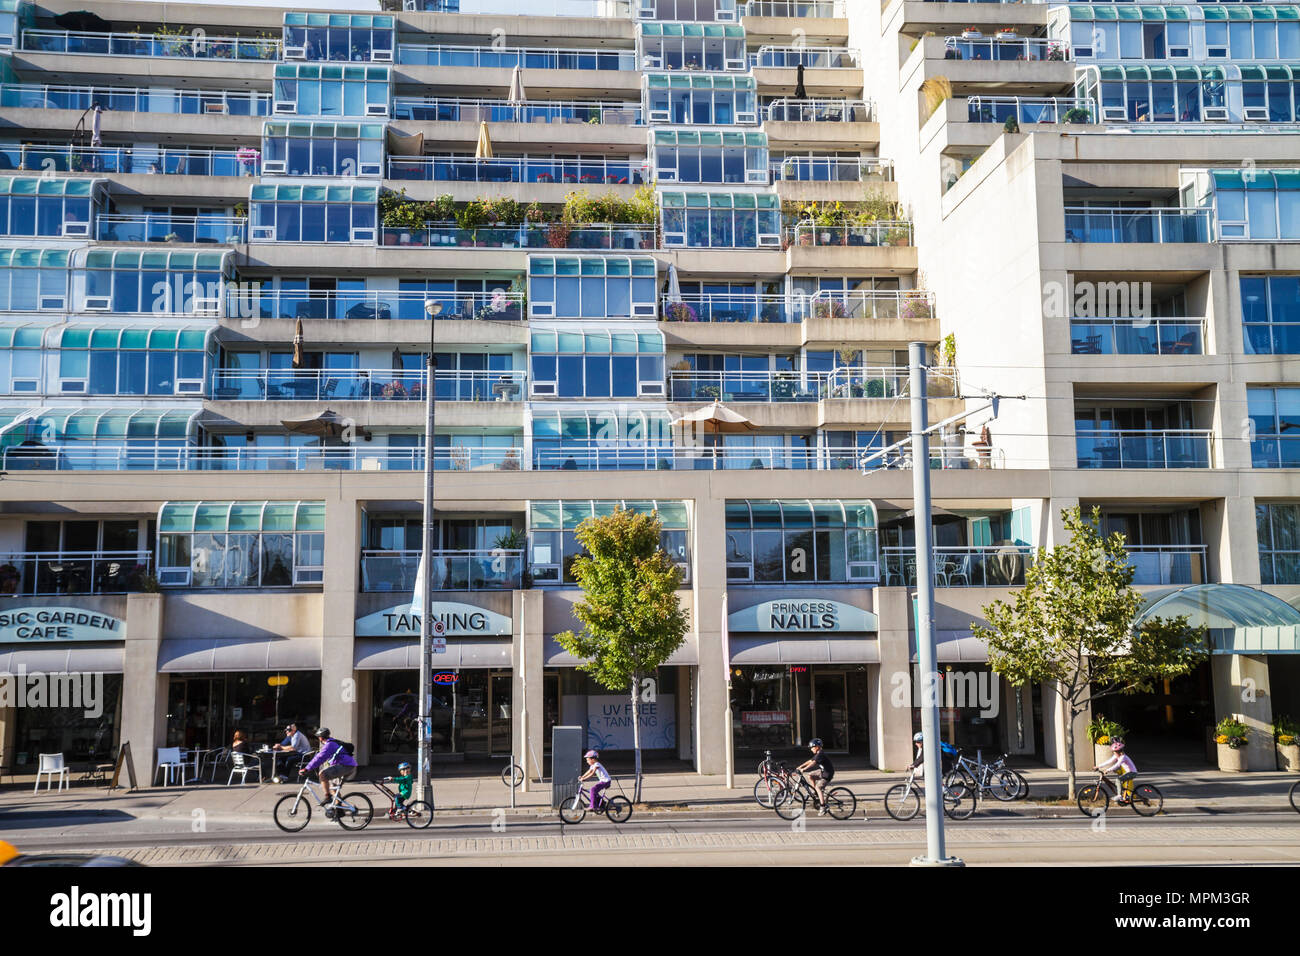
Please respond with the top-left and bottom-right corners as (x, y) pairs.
(1096, 738), (1138, 804)
(577, 749), (611, 810)
(385, 761), (414, 816)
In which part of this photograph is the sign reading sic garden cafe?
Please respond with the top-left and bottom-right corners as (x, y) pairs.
(0, 607), (127, 642)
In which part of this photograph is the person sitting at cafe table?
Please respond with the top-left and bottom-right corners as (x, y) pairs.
(230, 730), (251, 754)
(271, 723), (313, 781)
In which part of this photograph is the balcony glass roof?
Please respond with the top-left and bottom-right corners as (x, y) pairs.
(0, 406), (202, 445)
(0, 177), (98, 197)
(530, 499), (689, 530)
(654, 129), (767, 147)
(1068, 4), (1299, 20)
(646, 73), (755, 90)
(159, 500), (326, 533)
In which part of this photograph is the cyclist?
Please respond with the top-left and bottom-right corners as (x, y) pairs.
(577, 749), (611, 810)
(299, 727), (357, 816)
(1095, 738), (1138, 804)
(795, 738), (834, 815)
(908, 731), (957, 777)
(387, 761), (414, 816)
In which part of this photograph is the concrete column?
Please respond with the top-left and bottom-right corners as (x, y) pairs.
(512, 588), (544, 788)
(874, 586), (913, 772)
(121, 592), (165, 788)
(354, 668), (373, 766)
(320, 496), (360, 745)
(1203, 496), (1259, 586)
(1212, 654), (1274, 770)
(1039, 682), (1091, 773)
(692, 494), (727, 774)
(676, 666), (694, 762)
(1045, 496), (1080, 546)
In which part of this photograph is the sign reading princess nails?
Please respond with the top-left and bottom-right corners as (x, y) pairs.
(727, 599), (878, 634)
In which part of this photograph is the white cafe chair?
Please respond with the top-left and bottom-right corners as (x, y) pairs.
(34, 753), (70, 792)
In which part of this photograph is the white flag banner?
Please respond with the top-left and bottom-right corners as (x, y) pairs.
(720, 591), (731, 688)
(409, 552), (446, 653)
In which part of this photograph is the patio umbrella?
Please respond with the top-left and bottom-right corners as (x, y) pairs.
(665, 262), (682, 304)
(475, 121), (494, 160)
(90, 105), (102, 148)
(281, 408), (370, 442)
(671, 403), (755, 434)
(291, 318), (304, 369)
(55, 10), (112, 32)
(392, 347), (403, 370)
(507, 64), (528, 121)
(794, 63), (808, 100)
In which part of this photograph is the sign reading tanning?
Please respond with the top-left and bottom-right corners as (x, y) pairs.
(355, 602), (512, 638)
(727, 599), (878, 634)
(0, 607), (127, 642)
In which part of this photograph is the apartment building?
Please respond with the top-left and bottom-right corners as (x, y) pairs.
(0, 0), (1291, 781)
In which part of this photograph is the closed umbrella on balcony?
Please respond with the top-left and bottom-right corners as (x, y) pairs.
(475, 121), (494, 160)
(292, 318), (304, 369)
(90, 105), (102, 148)
(507, 64), (528, 121)
(794, 64), (808, 100)
(666, 262), (682, 304)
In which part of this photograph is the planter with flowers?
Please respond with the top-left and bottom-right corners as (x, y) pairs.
(663, 301), (698, 323)
(1088, 714), (1127, 767)
(1276, 715), (1300, 771)
(1215, 716), (1250, 772)
(962, 27), (981, 40)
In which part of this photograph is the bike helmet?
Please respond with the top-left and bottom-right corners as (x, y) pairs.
(314, 727), (330, 738)
(584, 750), (599, 759)
(913, 732), (924, 742)
(1110, 738), (1126, 752)
(809, 738), (823, 748)
(397, 762), (411, 771)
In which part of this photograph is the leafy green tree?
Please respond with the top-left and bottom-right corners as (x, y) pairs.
(555, 508), (689, 802)
(973, 507), (1207, 796)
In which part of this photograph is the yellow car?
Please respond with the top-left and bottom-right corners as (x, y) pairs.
(0, 840), (142, 867)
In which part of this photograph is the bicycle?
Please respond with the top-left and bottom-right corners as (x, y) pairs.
(771, 767), (858, 821)
(1076, 769), (1163, 817)
(558, 778), (633, 824)
(753, 750), (788, 809)
(371, 777), (433, 829)
(273, 772), (374, 832)
(944, 750), (1023, 803)
(882, 766), (975, 821)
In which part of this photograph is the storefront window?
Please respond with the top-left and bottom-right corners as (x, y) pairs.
(729, 665), (868, 755)
(165, 672), (321, 750)
(369, 669), (513, 757)
(12, 674), (122, 767)
(546, 666), (680, 754)
(909, 664), (1004, 752)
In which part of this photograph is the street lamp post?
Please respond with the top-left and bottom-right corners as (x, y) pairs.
(417, 300), (440, 807)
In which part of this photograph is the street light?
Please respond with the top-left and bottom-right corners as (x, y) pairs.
(417, 297), (439, 807)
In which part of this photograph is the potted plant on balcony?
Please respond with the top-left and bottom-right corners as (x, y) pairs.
(900, 294), (934, 320)
(962, 27), (981, 40)
(1276, 715), (1300, 772)
(499, 448), (521, 471)
(1215, 715), (1250, 771)
(1003, 115), (1020, 134)
(942, 332), (957, 368)
(1062, 107), (1092, 125)
(700, 384), (721, 400)
(456, 200), (488, 246)
(0, 562), (20, 594)
(996, 27), (1018, 40)
(1047, 41), (1067, 62)
(1088, 713), (1128, 767)
(664, 301), (698, 322)
(885, 225), (911, 246)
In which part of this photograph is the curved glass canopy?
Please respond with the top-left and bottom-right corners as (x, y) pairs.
(1136, 583), (1300, 653)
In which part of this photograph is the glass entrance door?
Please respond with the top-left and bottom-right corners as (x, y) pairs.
(489, 671), (513, 756)
(811, 671), (848, 752)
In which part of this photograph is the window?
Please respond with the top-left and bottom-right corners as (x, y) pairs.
(79, 249), (226, 314)
(273, 63), (390, 117)
(1213, 169), (1300, 241)
(0, 324), (43, 393)
(637, 22), (747, 72)
(0, 177), (95, 238)
(249, 183), (377, 243)
(156, 501), (325, 587)
(262, 121), (386, 177)
(282, 12), (394, 62)
(660, 191), (781, 248)
(653, 130), (767, 184)
(528, 499), (690, 585)
(644, 73), (757, 125)
(724, 499), (877, 583)
(1258, 502), (1300, 584)
(54, 326), (208, 396)
(1241, 275), (1300, 354)
(1248, 387), (1300, 468)
(527, 256), (658, 318)
(530, 408), (673, 470)
(530, 326), (664, 399)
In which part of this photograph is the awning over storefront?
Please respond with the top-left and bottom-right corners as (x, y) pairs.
(728, 635), (879, 664)
(354, 638), (512, 670)
(1136, 583), (1300, 654)
(0, 643), (123, 673)
(544, 635), (699, 667)
(158, 637), (322, 672)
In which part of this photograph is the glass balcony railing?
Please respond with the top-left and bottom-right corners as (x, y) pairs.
(743, 0), (845, 17)
(881, 546), (1031, 588)
(1251, 436), (1300, 469)
(787, 221), (913, 247)
(226, 289), (525, 322)
(1076, 429), (1213, 469)
(762, 98), (872, 122)
(360, 549), (523, 591)
(1064, 207), (1213, 244)
(397, 43), (635, 70)
(210, 369), (525, 402)
(668, 366), (939, 402)
(392, 97), (642, 125)
(751, 47), (860, 68)
(1070, 318), (1204, 355)
(0, 144), (260, 177)
(943, 36), (1068, 62)
(387, 156), (644, 185)
(1125, 546), (1206, 586)
(770, 157), (891, 182)
(0, 82), (272, 116)
(22, 29), (281, 61)
(0, 445), (525, 472)
(966, 95), (1096, 125)
(378, 223), (656, 250)
(660, 291), (933, 323)
(0, 551), (155, 595)
(532, 445), (985, 471)
(811, 290), (935, 321)
(96, 214), (247, 244)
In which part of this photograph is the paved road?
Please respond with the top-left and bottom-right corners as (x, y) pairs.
(6, 811), (1299, 866)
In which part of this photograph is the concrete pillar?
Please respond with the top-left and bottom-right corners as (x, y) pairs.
(354, 668), (373, 766)
(1203, 496), (1259, 586)
(121, 592), (165, 788)
(1039, 682), (1090, 773)
(1212, 654), (1274, 770)
(320, 496), (360, 745)
(512, 588), (544, 788)
(692, 494), (727, 774)
(1045, 496), (1080, 546)
(874, 586), (913, 772)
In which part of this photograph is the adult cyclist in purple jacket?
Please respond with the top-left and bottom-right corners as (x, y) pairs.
(299, 727), (357, 814)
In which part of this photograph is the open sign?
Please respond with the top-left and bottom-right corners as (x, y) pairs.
(432, 672), (458, 684)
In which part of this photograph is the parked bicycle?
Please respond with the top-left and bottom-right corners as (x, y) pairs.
(771, 767), (857, 821)
(372, 777), (433, 829)
(1076, 769), (1163, 817)
(944, 750), (1025, 803)
(559, 778), (634, 824)
(273, 772), (374, 832)
(883, 766), (975, 821)
(753, 750), (787, 809)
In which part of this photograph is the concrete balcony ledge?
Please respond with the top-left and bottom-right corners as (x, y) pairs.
(753, 67), (864, 99)
(216, 315), (529, 348)
(741, 15), (849, 45)
(889, 0), (1048, 35)
(12, 51), (275, 87)
(917, 37), (1075, 93)
(393, 64), (641, 98)
(763, 119), (880, 150)
(0, 106), (264, 143)
(381, 179), (638, 205)
(786, 242), (917, 274)
(203, 399), (523, 430)
(394, 11), (634, 43)
(388, 118), (647, 151)
(775, 180), (897, 205)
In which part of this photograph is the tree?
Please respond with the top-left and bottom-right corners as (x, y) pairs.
(972, 507), (1207, 797)
(554, 508), (689, 803)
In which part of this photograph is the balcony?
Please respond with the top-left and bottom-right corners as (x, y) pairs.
(397, 43), (635, 70)
(0, 144), (260, 177)
(751, 47), (860, 68)
(0, 83), (272, 116)
(22, 29), (281, 61)
(96, 214), (247, 245)
(1064, 207), (1213, 244)
(387, 156), (643, 185)
(762, 98), (872, 122)
(668, 365), (952, 402)
(770, 157), (890, 182)
(743, 0), (845, 16)
(1070, 318), (1204, 356)
(1251, 436), (1300, 469)
(1126, 546), (1206, 586)
(360, 549), (523, 591)
(392, 97), (642, 125)
(965, 95), (1096, 126)
(379, 223), (655, 250)
(1076, 429), (1213, 469)
(0, 551), (155, 595)
(0, 445), (524, 472)
(786, 221), (913, 247)
(943, 36), (1068, 62)
(226, 289), (525, 322)
(210, 369), (526, 402)
(881, 546), (1031, 588)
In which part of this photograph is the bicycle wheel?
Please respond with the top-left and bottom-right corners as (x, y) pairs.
(403, 800), (434, 829)
(335, 792), (374, 830)
(273, 793), (312, 833)
(1011, 770), (1030, 800)
(1077, 784), (1109, 818)
(559, 794), (586, 824)
(824, 786), (857, 821)
(501, 762), (524, 789)
(990, 769), (1021, 801)
(883, 784), (920, 821)
(944, 783), (976, 820)
(1291, 780), (1300, 814)
(1130, 784), (1163, 816)
(774, 788), (806, 821)
(604, 795), (633, 823)
(753, 777), (787, 809)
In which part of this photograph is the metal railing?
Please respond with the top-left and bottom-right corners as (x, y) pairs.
(0, 82), (272, 116)
(1070, 318), (1204, 356)
(882, 545), (1032, 588)
(787, 221), (913, 247)
(0, 143), (260, 177)
(743, 0), (845, 17)
(96, 214), (247, 245)
(397, 42), (635, 70)
(210, 368), (526, 402)
(225, 288), (525, 322)
(762, 98), (872, 122)
(387, 155), (644, 185)
(1125, 545), (1206, 586)
(966, 95), (1096, 125)
(0, 551), (155, 595)
(1064, 207), (1213, 244)
(392, 96), (642, 125)
(1076, 429), (1213, 469)
(0, 444), (526, 472)
(770, 157), (891, 182)
(661, 293), (794, 323)
(22, 29), (281, 60)
(360, 548), (522, 591)
(810, 290), (935, 321)
(943, 36), (1068, 62)
(667, 365), (943, 402)
(400, 0), (631, 16)
(379, 222), (656, 250)
(752, 47), (860, 68)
